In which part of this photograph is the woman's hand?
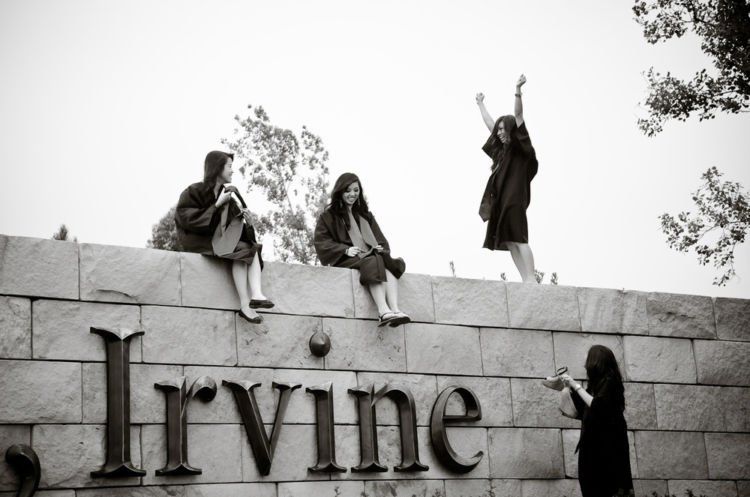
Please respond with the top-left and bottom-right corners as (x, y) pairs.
(241, 208), (254, 226)
(516, 74), (527, 90)
(346, 246), (362, 257)
(475, 92), (485, 105)
(215, 190), (233, 208)
(373, 244), (384, 253)
(559, 373), (578, 390)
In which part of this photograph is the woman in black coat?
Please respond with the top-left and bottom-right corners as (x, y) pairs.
(560, 345), (635, 497)
(174, 150), (272, 323)
(476, 74), (539, 282)
(314, 173), (410, 327)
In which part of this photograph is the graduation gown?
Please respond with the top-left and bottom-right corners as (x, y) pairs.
(314, 208), (405, 285)
(571, 376), (634, 497)
(479, 117), (538, 250)
(174, 181), (263, 266)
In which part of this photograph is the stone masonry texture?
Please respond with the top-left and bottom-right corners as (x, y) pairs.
(0, 235), (748, 497)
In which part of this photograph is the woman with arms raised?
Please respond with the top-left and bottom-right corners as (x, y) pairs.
(175, 150), (272, 324)
(314, 173), (410, 327)
(476, 74), (539, 283)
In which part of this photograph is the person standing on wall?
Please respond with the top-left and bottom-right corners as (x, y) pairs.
(175, 150), (273, 324)
(476, 75), (539, 283)
(559, 345), (635, 497)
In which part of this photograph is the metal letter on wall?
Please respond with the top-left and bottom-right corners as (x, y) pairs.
(154, 375), (217, 475)
(223, 380), (301, 476)
(348, 384), (387, 472)
(430, 386), (483, 473)
(5, 444), (40, 497)
(90, 327), (146, 477)
(306, 382), (346, 473)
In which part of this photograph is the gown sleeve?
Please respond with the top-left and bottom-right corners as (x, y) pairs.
(314, 213), (351, 266)
(569, 387), (586, 420)
(516, 121), (538, 180)
(175, 185), (220, 236)
(588, 376), (622, 423)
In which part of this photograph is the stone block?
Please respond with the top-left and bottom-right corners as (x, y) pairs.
(75, 488), (184, 497)
(358, 372), (437, 426)
(236, 313), (324, 369)
(241, 423), (327, 482)
(578, 287), (647, 335)
(79, 243), (181, 305)
(444, 479), (495, 497)
(0, 235), (79, 299)
(32, 300), (142, 362)
(714, 297), (750, 341)
(405, 323), (482, 375)
(506, 283), (580, 331)
(354, 272), (435, 323)
(0, 296), (30, 359)
(364, 480), (445, 497)
(82, 362), (183, 423)
(323, 318), (406, 372)
(654, 384), (750, 432)
(179, 252), (239, 310)
(432, 276), (507, 328)
(623, 383), (657, 430)
(1, 492), (76, 497)
(436, 376), (513, 427)
(279, 481), (365, 497)
(185, 484), (276, 497)
(668, 480), (738, 497)
(633, 481), (668, 497)
(623, 336), (696, 383)
(489, 480), (524, 497)
(141, 306), (236, 366)
(0, 425), (30, 491)
(646, 292), (716, 338)
(705, 433), (750, 479)
(33, 424), (141, 488)
(562, 429), (638, 479)
(739, 480), (750, 497)
(510, 379), (579, 428)
(694, 340), (750, 386)
(263, 261), (355, 317)
(634, 431), (707, 479)
(480, 328), (554, 377)
(552, 332), (625, 380)
(487, 428), (564, 478)
(520, 479), (582, 497)
(0, 360), (81, 423)
(141, 424), (242, 485)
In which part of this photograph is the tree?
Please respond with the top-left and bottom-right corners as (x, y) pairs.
(633, 0), (750, 136)
(659, 166), (749, 286)
(52, 224), (77, 242)
(222, 105), (330, 265)
(146, 206), (181, 251)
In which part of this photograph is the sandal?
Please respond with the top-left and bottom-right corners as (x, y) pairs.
(239, 309), (263, 324)
(541, 366), (568, 391)
(249, 299), (275, 309)
(388, 311), (411, 327)
(378, 311), (400, 327)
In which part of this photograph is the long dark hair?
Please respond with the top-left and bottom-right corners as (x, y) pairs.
(327, 172), (373, 227)
(203, 151), (234, 185)
(585, 344), (625, 410)
(483, 115), (520, 171)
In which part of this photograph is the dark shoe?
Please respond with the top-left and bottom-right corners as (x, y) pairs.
(239, 309), (263, 324)
(388, 312), (411, 327)
(249, 299), (275, 309)
(378, 312), (400, 328)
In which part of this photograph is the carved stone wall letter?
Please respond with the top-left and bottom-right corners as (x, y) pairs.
(306, 382), (346, 473)
(90, 327), (146, 477)
(5, 444), (40, 497)
(430, 386), (483, 473)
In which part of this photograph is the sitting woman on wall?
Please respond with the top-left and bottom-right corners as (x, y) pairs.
(175, 150), (272, 324)
(314, 172), (410, 327)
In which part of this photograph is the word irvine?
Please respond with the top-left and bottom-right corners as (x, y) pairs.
(91, 327), (484, 479)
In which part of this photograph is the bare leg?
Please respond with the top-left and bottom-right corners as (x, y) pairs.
(368, 282), (392, 315)
(232, 261), (258, 317)
(247, 253), (266, 300)
(507, 242), (537, 283)
(384, 270), (401, 313)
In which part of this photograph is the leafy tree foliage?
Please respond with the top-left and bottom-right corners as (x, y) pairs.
(222, 105), (330, 265)
(146, 206), (181, 251)
(633, 0), (750, 136)
(660, 166), (749, 285)
(52, 224), (77, 242)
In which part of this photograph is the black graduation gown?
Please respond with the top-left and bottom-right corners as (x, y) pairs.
(174, 181), (263, 266)
(571, 376), (634, 497)
(479, 120), (538, 250)
(314, 208), (405, 285)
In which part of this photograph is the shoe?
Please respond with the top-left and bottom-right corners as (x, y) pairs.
(378, 311), (400, 327)
(542, 366), (568, 391)
(239, 309), (263, 324)
(388, 311), (411, 327)
(249, 299), (275, 309)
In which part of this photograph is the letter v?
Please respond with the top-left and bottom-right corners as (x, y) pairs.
(222, 380), (301, 476)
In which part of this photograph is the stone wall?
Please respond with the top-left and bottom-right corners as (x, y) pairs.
(0, 234), (748, 497)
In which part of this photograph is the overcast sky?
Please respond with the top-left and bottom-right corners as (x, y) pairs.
(1, 0), (748, 298)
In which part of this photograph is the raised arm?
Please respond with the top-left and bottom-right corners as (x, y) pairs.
(476, 93), (495, 132)
(514, 74), (526, 127)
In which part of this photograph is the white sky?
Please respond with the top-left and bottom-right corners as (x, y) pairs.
(1, 0), (748, 298)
